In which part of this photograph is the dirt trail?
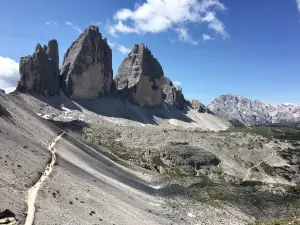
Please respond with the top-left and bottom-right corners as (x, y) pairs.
(24, 132), (65, 225)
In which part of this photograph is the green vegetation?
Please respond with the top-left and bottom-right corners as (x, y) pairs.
(254, 217), (300, 225)
(226, 125), (300, 141)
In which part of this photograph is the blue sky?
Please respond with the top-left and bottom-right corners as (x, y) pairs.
(0, 0), (300, 105)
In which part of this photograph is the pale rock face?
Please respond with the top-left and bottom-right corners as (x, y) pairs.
(115, 43), (164, 107)
(208, 94), (300, 126)
(188, 99), (211, 113)
(61, 25), (113, 99)
(161, 77), (185, 110)
(16, 40), (60, 96)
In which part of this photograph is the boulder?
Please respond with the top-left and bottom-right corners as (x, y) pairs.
(161, 77), (185, 110)
(189, 99), (211, 113)
(115, 43), (164, 107)
(60, 25), (113, 99)
(0, 209), (18, 225)
(16, 40), (60, 96)
(160, 146), (220, 175)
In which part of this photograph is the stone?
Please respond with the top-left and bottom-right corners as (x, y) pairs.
(60, 25), (113, 99)
(16, 40), (60, 96)
(189, 99), (211, 113)
(208, 94), (300, 126)
(161, 77), (185, 110)
(0, 209), (18, 225)
(160, 146), (220, 176)
(115, 43), (164, 107)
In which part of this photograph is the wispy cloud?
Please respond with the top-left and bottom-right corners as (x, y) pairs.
(118, 45), (131, 54)
(175, 27), (199, 45)
(108, 41), (130, 55)
(173, 81), (182, 86)
(296, 0), (300, 12)
(168, 38), (176, 44)
(107, 0), (229, 43)
(203, 33), (214, 41)
(46, 21), (58, 26)
(90, 21), (102, 26)
(66, 21), (82, 34)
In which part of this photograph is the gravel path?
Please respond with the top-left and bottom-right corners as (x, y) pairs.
(24, 132), (65, 225)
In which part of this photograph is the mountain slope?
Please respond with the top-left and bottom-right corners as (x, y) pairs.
(208, 94), (300, 126)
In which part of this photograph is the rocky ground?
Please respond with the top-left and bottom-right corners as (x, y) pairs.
(1, 91), (299, 224)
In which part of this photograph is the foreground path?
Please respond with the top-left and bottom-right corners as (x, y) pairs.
(24, 132), (65, 225)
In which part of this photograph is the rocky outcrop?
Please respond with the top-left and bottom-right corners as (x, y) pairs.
(208, 94), (300, 126)
(188, 99), (211, 113)
(61, 25), (113, 99)
(0, 209), (18, 225)
(115, 43), (164, 107)
(16, 40), (60, 96)
(161, 77), (185, 110)
(160, 146), (220, 176)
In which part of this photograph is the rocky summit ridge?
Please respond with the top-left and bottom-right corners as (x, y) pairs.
(16, 40), (60, 96)
(208, 94), (300, 126)
(60, 25), (113, 99)
(14, 25), (207, 112)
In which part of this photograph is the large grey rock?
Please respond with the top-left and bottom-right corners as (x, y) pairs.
(61, 25), (113, 99)
(161, 77), (185, 110)
(16, 40), (60, 96)
(189, 99), (211, 113)
(115, 43), (164, 107)
(208, 94), (300, 126)
(160, 146), (220, 176)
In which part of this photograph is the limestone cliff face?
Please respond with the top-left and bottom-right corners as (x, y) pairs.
(16, 40), (60, 96)
(115, 43), (164, 107)
(60, 25), (113, 99)
(161, 77), (185, 110)
(188, 99), (211, 113)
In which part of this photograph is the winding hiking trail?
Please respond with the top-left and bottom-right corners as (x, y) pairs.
(24, 132), (65, 225)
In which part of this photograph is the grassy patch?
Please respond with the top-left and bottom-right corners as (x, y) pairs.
(226, 126), (300, 141)
(254, 216), (300, 225)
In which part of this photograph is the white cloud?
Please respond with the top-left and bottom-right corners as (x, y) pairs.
(118, 45), (131, 54)
(108, 41), (131, 54)
(65, 22), (82, 34)
(173, 80), (182, 86)
(0, 56), (19, 92)
(46, 21), (58, 26)
(203, 33), (214, 41)
(3, 86), (16, 93)
(175, 27), (199, 45)
(107, 40), (116, 48)
(108, 0), (229, 43)
(296, 0), (300, 12)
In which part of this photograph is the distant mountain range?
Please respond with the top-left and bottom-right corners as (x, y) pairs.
(208, 94), (300, 127)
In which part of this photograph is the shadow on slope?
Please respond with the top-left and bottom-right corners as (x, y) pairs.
(57, 133), (156, 195)
(72, 97), (195, 125)
(12, 92), (83, 112)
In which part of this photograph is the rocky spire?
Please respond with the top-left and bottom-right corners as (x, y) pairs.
(115, 43), (164, 107)
(161, 77), (185, 110)
(16, 40), (60, 96)
(60, 25), (113, 99)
